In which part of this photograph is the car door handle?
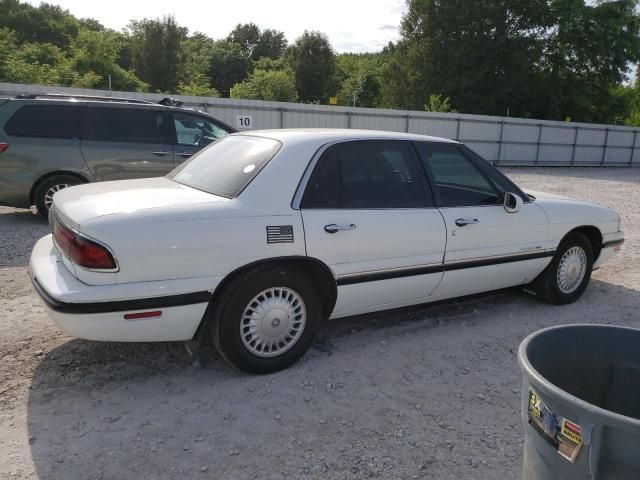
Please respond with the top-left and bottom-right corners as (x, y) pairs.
(152, 151), (172, 157)
(455, 218), (479, 227)
(176, 151), (193, 158)
(324, 224), (357, 234)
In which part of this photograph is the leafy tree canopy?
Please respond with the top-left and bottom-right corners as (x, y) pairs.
(286, 31), (338, 103)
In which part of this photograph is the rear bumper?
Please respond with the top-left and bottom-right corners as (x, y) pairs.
(29, 235), (212, 341)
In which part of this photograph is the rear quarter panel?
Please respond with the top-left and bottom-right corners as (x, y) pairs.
(80, 202), (307, 285)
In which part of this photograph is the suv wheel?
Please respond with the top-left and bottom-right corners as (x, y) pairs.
(210, 266), (323, 374)
(34, 175), (83, 217)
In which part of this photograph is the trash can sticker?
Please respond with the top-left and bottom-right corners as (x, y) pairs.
(527, 389), (583, 463)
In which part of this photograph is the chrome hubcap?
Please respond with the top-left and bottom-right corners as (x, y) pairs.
(240, 287), (306, 358)
(44, 184), (70, 210)
(557, 246), (587, 294)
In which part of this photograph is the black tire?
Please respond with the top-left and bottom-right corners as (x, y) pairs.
(530, 232), (594, 305)
(209, 265), (323, 374)
(34, 175), (83, 217)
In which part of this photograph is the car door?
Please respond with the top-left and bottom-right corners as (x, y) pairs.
(300, 140), (447, 318)
(414, 142), (550, 299)
(170, 111), (232, 165)
(81, 105), (174, 181)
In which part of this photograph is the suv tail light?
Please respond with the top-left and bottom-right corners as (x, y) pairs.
(52, 216), (117, 270)
(0, 143), (9, 153)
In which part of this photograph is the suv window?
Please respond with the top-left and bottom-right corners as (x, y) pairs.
(172, 112), (229, 147)
(4, 104), (84, 139)
(168, 135), (281, 198)
(415, 143), (502, 207)
(302, 140), (430, 209)
(85, 107), (168, 144)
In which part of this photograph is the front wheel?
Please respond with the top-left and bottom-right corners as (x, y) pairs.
(531, 232), (594, 305)
(210, 266), (322, 374)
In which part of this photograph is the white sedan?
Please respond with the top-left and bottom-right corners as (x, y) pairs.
(30, 129), (624, 373)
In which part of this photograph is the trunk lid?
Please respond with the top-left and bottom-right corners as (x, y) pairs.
(52, 177), (228, 227)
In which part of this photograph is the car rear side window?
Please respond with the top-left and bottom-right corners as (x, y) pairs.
(4, 104), (84, 139)
(85, 107), (168, 144)
(302, 140), (431, 209)
(168, 135), (281, 198)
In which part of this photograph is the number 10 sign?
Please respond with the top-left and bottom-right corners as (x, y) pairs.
(236, 115), (253, 129)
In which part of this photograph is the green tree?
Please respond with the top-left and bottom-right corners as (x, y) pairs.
(128, 15), (186, 92)
(227, 23), (261, 58)
(336, 53), (384, 107)
(0, 28), (17, 75)
(253, 29), (287, 60)
(177, 74), (220, 97)
(208, 41), (251, 97)
(0, 0), (80, 49)
(70, 28), (146, 91)
(540, 0), (640, 123)
(387, 0), (550, 115)
(287, 31), (338, 103)
(424, 94), (457, 113)
(230, 68), (296, 102)
(2, 41), (96, 86)
(179, 32), (216, 82)
(252, 57), (286, 72)
(227, 23), (287, 60)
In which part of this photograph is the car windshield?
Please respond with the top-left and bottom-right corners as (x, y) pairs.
(168, 135), (282, 198)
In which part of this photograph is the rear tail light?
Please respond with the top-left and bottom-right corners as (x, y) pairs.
(52, 216), (117, 270)
(0, 143), (9, 153)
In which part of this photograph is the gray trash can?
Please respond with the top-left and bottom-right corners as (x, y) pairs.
(518, 324), (640, 479)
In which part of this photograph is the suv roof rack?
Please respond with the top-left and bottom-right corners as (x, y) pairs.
(14, 93), (155, 105)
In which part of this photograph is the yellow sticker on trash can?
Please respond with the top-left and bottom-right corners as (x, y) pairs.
(527, 388), (583, 463)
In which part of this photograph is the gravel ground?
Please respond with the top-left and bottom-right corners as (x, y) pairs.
(1, 168), (639, 480)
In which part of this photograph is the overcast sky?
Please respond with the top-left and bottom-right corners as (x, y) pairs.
(25, 0), (406, 53)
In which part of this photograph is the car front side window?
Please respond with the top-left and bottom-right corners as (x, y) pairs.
(172, 112), (229, 147)
(302, 140), (431, 209)
(415, 143), (502, 208)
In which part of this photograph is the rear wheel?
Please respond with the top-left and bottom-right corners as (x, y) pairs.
(210, 266), (322, 374)
(531, 232), (593, 305)
(34, 175), (83, 217)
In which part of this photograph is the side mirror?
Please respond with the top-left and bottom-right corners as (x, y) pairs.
(504, 192), (523, 213)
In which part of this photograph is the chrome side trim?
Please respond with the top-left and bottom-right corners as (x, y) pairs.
(335, 249), (556, 286)
(444, 248), (555, 266)
(336, 263), (443, 286)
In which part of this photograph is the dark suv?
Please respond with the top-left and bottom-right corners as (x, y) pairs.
(0, 94), (235, 215)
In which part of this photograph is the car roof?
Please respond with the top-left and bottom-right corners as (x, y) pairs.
(236, 128), (460, 147)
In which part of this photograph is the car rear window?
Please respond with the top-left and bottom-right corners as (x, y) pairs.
(4, 104), (84, 139)
(168, 135), (281, 198)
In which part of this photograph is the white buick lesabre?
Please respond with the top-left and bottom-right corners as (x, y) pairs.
(30, 129), (624, 373)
